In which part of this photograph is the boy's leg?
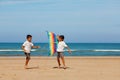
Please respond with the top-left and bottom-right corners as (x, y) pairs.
(57, 52), (61, 68)
(60, 53), (66, 68)
(25, 59), (29, 66)
(24, 53), (31, 68)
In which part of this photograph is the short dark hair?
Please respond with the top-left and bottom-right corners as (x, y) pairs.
(27, 35), (32, 39)
(59, 35), (64, 41)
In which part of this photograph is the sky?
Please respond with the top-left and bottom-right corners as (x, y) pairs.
(0, 0), (120, 43)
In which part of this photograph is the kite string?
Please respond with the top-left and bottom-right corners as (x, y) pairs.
(40, 43), (49, 50)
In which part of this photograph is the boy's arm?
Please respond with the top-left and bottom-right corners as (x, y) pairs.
(66, 46), (71, 54)
(22, 46), (26, 52)
(32, 46), (40, 49)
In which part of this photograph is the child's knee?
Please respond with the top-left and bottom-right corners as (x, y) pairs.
(26, 57), (30, 60)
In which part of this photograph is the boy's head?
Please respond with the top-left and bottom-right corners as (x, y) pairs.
(58, 35), (64, 41)
(26, 35), (32, 42)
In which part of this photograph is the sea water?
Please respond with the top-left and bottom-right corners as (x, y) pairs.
(0, 43), (120, 56)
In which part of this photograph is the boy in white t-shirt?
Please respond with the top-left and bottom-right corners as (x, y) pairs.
(57, 35), (71, 69)
(22, 35), (40, 69)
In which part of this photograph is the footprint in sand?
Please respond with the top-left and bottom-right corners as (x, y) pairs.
(1, 74), (5, 76)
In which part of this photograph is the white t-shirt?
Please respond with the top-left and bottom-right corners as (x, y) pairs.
(57, 41), (68, 52)
(22, 41), (34, 53)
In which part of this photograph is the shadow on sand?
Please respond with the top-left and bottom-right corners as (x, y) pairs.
(26, 66), (39, 70)
(53, 67), (70, 70)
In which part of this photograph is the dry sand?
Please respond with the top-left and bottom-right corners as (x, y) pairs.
(0, 57), (120, 80)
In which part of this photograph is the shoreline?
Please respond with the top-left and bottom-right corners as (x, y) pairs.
(0, 56), (120, 60)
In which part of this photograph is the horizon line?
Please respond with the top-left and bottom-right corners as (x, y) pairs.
(0, 42), (120, 44)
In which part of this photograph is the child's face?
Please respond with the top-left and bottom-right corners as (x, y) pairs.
(27, 37), (32, 42)
(58, 37), (63, 41)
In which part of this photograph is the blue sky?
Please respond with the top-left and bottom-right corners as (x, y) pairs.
(0, 0), (120, 43)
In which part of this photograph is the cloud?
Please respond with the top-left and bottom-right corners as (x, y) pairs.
(0, 0), (46, 5)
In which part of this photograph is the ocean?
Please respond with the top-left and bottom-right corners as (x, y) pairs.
(0, 43), (120, 56)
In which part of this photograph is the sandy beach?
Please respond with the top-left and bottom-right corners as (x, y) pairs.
(0, 57), (120, 80)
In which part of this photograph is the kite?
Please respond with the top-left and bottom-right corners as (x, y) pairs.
(47, 31), (58, 56)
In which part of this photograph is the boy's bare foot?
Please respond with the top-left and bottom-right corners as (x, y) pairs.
(63, 66), (67, 69)
(24, 65), (28, 69)
(58, 66), (60, 69)
(58, 64), (61, 69)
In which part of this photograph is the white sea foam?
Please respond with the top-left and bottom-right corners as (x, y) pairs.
(0, 49), (36, 52)
(93, 49), (120, 52)
(65, 49), (120, 52)
(64, 49), (78, 52)
(0, 49), (120, 52)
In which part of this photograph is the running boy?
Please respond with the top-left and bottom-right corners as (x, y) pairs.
(22, 35), (40, 69)
(57, 35), (71, 69)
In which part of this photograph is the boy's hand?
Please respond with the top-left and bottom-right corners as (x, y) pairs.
(23, 49), (28, 53)
(68, 50), (72, 54)
(37, 46), (40, 48)
(32, 46), (40, 49)
(66, 47), (71, 54)
(22, 46), (27, 53)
